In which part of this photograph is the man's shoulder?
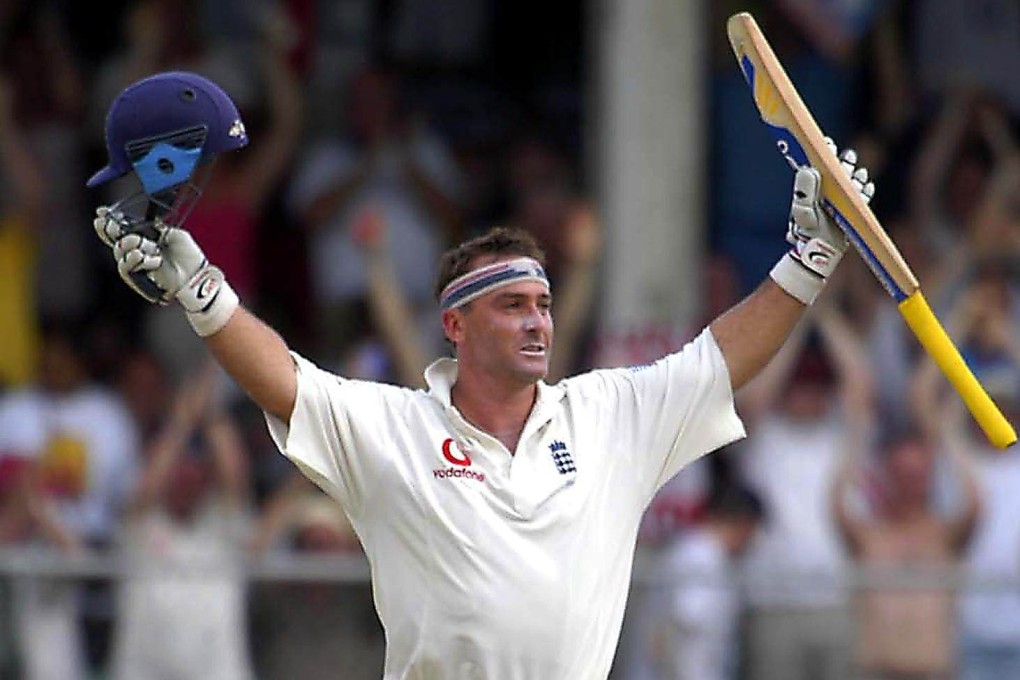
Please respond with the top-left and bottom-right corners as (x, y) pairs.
(298, 360), (435, 416)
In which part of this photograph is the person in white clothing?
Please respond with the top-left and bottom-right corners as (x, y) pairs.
(658, 482), (764, 680)
(86, 72), (875, 679)
(737, 300), (875, 680)
(0, 320), (139, 680)
(112, 361), (253, 680)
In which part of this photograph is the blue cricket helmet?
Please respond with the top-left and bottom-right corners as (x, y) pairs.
(87, 71), (249, 193)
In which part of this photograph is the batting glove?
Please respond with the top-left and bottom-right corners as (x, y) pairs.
(770, 139), (875, 304)
(94, 206), (239, 337)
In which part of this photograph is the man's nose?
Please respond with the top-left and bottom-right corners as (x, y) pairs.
(523, 306), (549, 330)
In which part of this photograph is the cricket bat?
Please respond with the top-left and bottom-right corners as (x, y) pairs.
(726, 12), (1016, 448)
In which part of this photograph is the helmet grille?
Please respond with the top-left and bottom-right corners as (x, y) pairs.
(125, 124), (209, 163)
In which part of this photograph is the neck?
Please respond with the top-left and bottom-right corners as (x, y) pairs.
(451, 372), (538, 452)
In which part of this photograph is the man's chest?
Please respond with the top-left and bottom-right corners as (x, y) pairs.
(379, 417), (589, 523)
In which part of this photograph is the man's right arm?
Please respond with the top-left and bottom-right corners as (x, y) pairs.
(205, 306), (296, 422)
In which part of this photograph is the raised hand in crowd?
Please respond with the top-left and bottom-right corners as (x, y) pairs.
(547, 202), (602, 382)
(130, 361), (247, 514)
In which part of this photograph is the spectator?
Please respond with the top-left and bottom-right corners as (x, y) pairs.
(251, 475), (385, 679)
(115, 348), (173, 445)
(0, 318), (139, 679)
(0, 451), (80, 680)
(112, 361), (253, 680)
(288, 66), (464, 363)
(500, 137), (576, 275)
(1, 3), (87, 319)
(737, 297), (874, 680)
(913, 277), (1020, 680)
(908, 91), (1020, 264)
(832, 420), (979, 680)
(953, 398), (1020, 680)
(655, 481), (764, 680)
(955, 257), (1020, 394)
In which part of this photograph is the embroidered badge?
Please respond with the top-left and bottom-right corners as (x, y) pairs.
(549, 440), (576, 475)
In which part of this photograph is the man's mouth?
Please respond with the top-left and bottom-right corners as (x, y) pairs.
(519, 342), (546, 357)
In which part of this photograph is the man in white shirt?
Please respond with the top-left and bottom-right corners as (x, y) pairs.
(87, 71), (873, 679)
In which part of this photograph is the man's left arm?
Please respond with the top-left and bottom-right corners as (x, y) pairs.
(710, 141), (874, 391)
(709, 278), (805, 391)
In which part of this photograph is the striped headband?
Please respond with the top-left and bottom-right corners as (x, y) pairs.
(439, 257), (549, 310)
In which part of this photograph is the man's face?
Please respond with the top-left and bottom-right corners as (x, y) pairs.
(782, 381), (831, 421)
(886, 439), (932, 505)
(445, 271), (554, 387)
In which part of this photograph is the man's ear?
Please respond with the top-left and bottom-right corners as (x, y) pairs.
(441, 308), (464, 348)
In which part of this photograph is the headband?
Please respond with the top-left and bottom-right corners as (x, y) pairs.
(439, 257), (549, 311)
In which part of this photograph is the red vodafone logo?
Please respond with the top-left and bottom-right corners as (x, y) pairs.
(441, 438), (472, 466)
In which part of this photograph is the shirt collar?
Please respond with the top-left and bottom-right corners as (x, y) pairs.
(424, 358), (565, 425)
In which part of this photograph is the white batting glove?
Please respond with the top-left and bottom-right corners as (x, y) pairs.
(94, 206), (239, 337)
(770, 139), (875, 304)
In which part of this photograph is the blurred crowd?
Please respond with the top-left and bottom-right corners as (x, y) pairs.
(0, 0), (1019, 679)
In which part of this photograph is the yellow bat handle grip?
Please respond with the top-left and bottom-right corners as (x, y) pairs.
(898, 292), (1017, 448)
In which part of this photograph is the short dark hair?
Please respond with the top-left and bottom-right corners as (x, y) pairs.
(877, 418), (929, 456)
(434, 227), (547, 303)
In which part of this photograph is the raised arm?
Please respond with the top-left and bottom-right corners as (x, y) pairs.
(909, 93), (974, 230)
(250, 473), (316, 555)
(548, 203), (602, 382)
(813, 299), (874, 428)
(235, 34), (303, 201)
(351, 206), (429, 388)
(203, 412), (249, 506)
(941, 414), (981, 555)
(829, 440), (870, 556)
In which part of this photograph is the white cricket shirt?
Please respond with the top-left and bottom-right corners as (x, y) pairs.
(264, 328), (745, 679)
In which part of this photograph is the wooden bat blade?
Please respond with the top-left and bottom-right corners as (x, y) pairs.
(726, 12), (918, 301)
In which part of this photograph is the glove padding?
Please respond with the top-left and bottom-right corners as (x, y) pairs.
(95, 207), (209, 307)
(94, 206), (239, 336)
(786, 138), (875, 279)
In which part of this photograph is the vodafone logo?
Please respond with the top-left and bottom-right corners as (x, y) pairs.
(441, 438), (471, 466)
(434, 438), (485, 483)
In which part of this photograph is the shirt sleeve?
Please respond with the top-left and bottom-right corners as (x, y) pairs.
(575, 328), (745, 505)
(262, 353), (395, 519)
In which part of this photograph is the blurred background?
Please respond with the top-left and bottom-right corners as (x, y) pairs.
(1, 0), (1020, 678)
